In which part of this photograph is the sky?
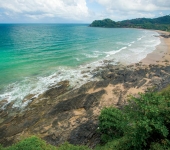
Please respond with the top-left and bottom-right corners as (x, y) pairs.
(0, 0), (170, 23)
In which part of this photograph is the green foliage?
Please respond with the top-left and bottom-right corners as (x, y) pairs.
(149, 140), (170, 150)
(90, 15), (170, 31)
(98, 89), (170, 150)
(89, 19), (117, 28)
(58, 142), (90, 150)
(98, 107), (124, 142)
(4, 136), (56, 150)
(95, 136), (130, 150)
(0, 144), (4, 150)
(0, 137), (91, 150)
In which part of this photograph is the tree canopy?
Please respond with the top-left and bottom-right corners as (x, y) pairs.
(89, 15), (170, 31)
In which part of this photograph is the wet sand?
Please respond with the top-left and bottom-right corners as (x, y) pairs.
(142, 30), (170, 65)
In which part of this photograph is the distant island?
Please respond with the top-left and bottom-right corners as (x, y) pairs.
(89, 15), (170, 32)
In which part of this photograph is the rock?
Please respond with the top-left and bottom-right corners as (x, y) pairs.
(103, 60), (108, 63)
(150, 77), (162, 86)
(0, 125), (7, 139)
(83, 75), (88, 78)
(78, 81), (96, 94)
(84, 90), (105, 110)
(48, 94), (87, 115)
(5, 116), (40, 137)
(130, 64), (134, 67)
(106, 73), (115, 79)
(68, 120), (99, 146)
(0, 111), (8, 118)
(0, 100), (8, 108)
(137, 79), (147, 88)
(160, 34), (170, 38)
(164, 66), (170, 73)
(81, 70), (90, 74)
(5, 102), (15, 111)
(92, 68), (99, 72)
(109, 68), (115, 72)
(48, 90), (105, 116)
(43, 80), (69, 98)
(110, 75), (124, 85)
(22, 94), (35, 103)
(1, 62), (170, 148)
(117, 92), (123, 106)
(94, 80), (110, 89)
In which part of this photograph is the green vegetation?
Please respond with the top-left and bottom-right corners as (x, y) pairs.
(0, 136), (56, 150)
(97, 88), (170, 150)
(0, 136), (90, 150)
(89, 15), (170, 32)
(1, 86), (170, 150)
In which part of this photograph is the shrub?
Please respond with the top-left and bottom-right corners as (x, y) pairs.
(0, 144), (4, 150)
(58, 142), (90, 150)
(98, 90), (170, 149)
(4, 136), (56, 150)
(98, 107), (125, 143)
(0, 137), (91, 150)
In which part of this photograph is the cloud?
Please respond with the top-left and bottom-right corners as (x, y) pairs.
(0, 0), (169, 22)
(92, 0), (170, 21)
(0, 0), (90, 21)
(95, 0), (170, 12)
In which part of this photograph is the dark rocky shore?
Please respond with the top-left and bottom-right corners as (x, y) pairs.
(0, 61), (170, 148)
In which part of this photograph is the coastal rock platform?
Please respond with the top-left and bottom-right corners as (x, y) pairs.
(1, 60), (170, 148)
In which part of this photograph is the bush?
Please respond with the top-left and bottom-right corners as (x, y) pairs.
(98, 90), (170, 149)
(98, 107), (125, 143)
(58, 142), (90, 150)
(0, 136), (91, 150)
(3, 136), (56, 150)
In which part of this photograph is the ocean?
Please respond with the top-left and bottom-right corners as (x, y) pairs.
(0, 24), (160, 108)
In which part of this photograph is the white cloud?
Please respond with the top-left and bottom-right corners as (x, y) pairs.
(92, 0), (170, 21)
(0, 0), (170, 22)
(159, 12), (164, 16)
(0, 0), (90, 21)
(95, 0), (170, 12)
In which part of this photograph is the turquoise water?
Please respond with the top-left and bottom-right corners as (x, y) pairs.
(0, 24), (160, 108)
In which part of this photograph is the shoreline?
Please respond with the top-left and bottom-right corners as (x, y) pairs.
(0, 29), (169, 110)
(141, 30), (170, 65)
(0, 29), (170, 147)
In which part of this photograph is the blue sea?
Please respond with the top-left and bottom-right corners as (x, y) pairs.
(0, 24), (160, 108)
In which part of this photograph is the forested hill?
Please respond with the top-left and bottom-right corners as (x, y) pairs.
(89, 15), (170, 31)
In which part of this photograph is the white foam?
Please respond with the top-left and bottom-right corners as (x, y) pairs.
(0, 66), (97, 109)
(0, 30), (161, 109)
(137, 37), (142, 41)
(83, 53), (101, 58)
(76, 58), (80, 61)
(104, 46), (127, 58)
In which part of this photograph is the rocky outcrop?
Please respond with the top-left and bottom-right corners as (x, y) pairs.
(0, 63), (170, 148)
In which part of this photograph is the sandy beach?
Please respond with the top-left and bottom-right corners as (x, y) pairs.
(142, 30), (170, 65)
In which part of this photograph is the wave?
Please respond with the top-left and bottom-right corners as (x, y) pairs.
(0, 29), (161, 109)
(0, 67), (95, 109)
(83, 52), (102, 58)
(104, 46), (127, 57)
(76, 58), (80, 61)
